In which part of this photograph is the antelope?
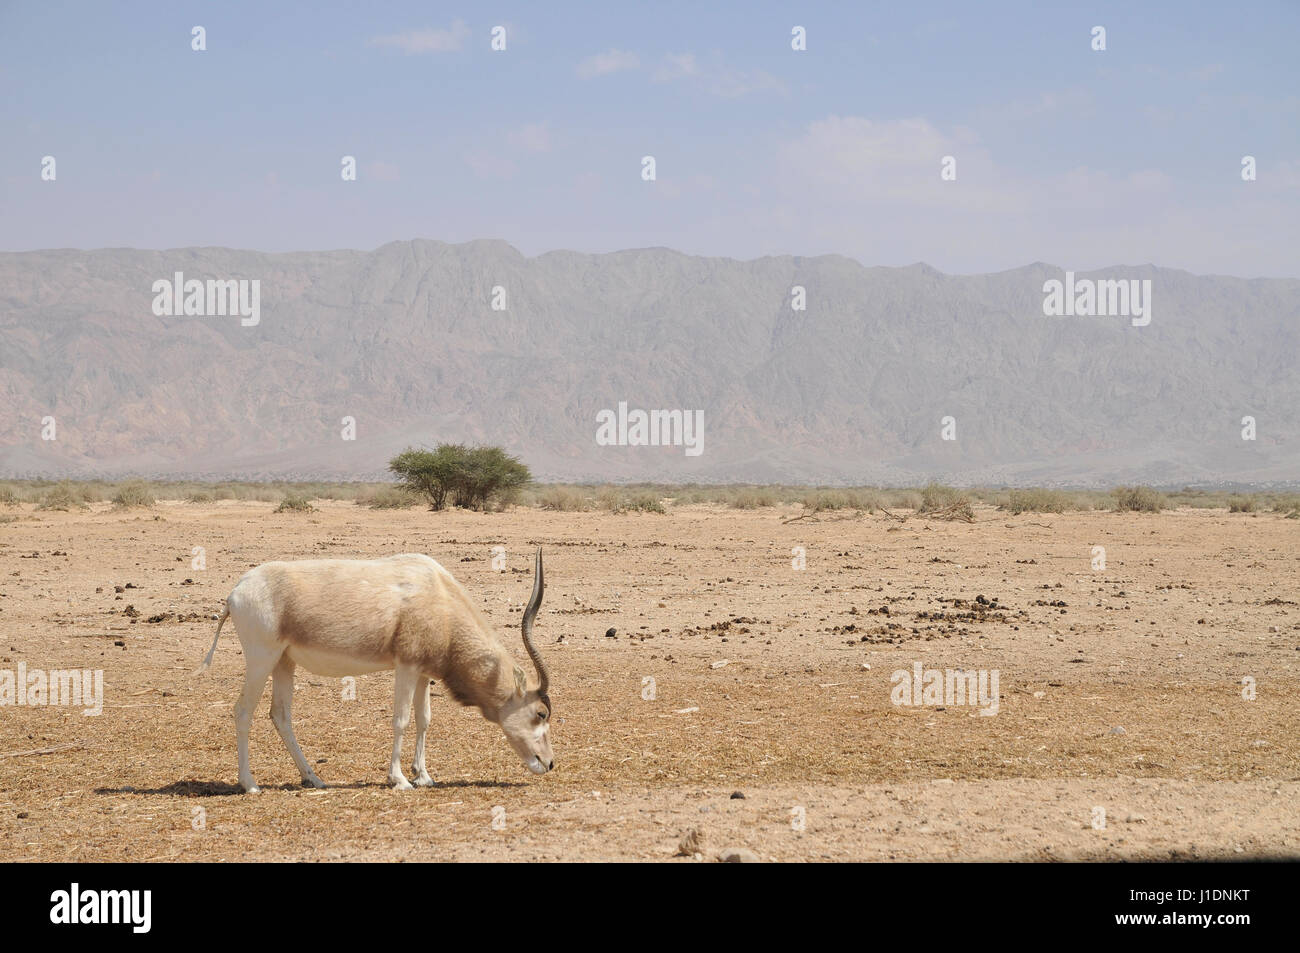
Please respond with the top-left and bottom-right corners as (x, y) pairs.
(196, 548), (553, 792)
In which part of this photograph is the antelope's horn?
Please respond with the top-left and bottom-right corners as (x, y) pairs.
(521, 546), (550, 706)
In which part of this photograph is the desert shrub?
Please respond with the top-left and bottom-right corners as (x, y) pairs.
(597, 489), (666, 514)
(35, 483), (88, 511)
(111, 481), (156, 508)
(1003, 488), (1072, 514)
(881, 490), (921, 510)
(185, 491), (214, 504)
(274, 494), (316, 513)
(917, 483), (973, 519)
(0, 485), (17, 505)
(1227, 495), (1257, 513)
(535, 486), (593, 511)
(801, 488), (879, 514)
(730, 488), (779, 509)
(360, 486), (419, 509)
(1268, 494), (1300, 516)
(1112, 485), (1166, 512)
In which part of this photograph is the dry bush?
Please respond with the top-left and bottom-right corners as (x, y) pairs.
(801, 488), (879, 514)
(917, 484), (974, 521)
(1268, 494), (1300, 517)
(882, 489), (922, 510)
(535, 486), (593, 511)
(111, 481), (156, 509)
(1003, 488), (1072, 514)
(35, 483), (88, 511)
(185, 491), (214, 504)
(358, 486), (419, 509)
(1227, 495), (1257, 513)
(730, 488), (779, 509)
(597, 489), (666, 514)
(274, 494), (316, 513)
(1113, 485), (1166, 512)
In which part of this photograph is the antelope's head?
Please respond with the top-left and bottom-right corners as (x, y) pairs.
(497, 547), (554, 774)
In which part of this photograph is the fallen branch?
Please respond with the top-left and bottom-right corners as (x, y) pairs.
(0, 741), (88, 759)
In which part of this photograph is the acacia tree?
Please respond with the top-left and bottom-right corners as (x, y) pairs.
(388, 444), (531, 512)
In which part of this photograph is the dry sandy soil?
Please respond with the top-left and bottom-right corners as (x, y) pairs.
(1, 501), (1297, 861)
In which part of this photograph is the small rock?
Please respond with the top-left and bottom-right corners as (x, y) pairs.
(710, 659), (729, 669)
(729, 791), (745, 800)
(717, 847), (759, 863)
(861, 663), (871, 670)
(605, 627), (617, 638)
(1109, 726), (1126, 736)
(676, 828), (703, 856)
(1125, 812), (1146, 824)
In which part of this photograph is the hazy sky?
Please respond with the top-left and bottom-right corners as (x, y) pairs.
(2, 1), (1298, 275)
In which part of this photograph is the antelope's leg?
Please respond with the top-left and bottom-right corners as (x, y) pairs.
(412, 676), (433, 786)
(270, 656), (325, 788)
(234, 649), (281, 793)
(388, 664), (420, 790)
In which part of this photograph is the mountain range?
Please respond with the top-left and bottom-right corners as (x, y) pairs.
(1, 240), (1296, 486)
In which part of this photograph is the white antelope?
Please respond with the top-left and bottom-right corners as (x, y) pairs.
(196, 548), (554, 792)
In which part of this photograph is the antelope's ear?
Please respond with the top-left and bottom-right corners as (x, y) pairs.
(512, 666), (528, 698)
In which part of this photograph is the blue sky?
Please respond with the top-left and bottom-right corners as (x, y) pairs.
(2, 1), (1298, 275)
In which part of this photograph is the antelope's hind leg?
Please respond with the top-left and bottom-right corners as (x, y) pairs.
(412, 676), (433, 787)
(271, 656), (326, 788)
(234, 648), (281, 794)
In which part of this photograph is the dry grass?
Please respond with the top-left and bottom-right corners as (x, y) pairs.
(0, 501), (1297, 860)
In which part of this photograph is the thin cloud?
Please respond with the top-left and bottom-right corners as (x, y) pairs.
(653, 52), (699, 82)
(576, 49), (640, 78)
(368, 21), (469, 54)
(653, 52), (787, 98)
(508, 122), (552, 154)
(365, 160), (400, 182)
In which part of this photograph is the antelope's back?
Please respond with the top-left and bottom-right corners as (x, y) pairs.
(235, 554), (453, 661)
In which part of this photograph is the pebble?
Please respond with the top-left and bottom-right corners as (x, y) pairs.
(676, 828), (703, 856)
(717, 847), (759, 863)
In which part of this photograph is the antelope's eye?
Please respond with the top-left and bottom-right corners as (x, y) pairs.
(537, 710), (548, 722)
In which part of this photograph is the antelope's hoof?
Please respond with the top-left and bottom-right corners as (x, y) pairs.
(302, 775), (326, 789)
(413, 774), (435, 788)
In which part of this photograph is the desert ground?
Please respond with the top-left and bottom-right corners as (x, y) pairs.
(0, 499), (1297, 861)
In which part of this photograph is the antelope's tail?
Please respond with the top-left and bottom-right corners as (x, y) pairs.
(193, 605), (230, 675)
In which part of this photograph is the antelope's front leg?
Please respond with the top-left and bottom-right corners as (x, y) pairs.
(411, 677), (433, 786)
(388, 664), (420, 790)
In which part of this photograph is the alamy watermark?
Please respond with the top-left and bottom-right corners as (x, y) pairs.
(1, 664), (103, 715)
(151, 272), (260, 326)
(595, 401), (703, 456)
(890, 662), (999, 716)
(1042, 271), (1151, 326)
